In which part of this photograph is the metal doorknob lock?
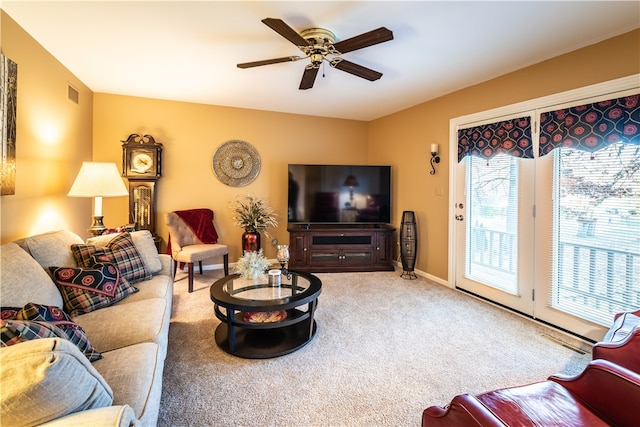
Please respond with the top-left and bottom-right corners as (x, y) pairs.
(455, 215), (464, 221)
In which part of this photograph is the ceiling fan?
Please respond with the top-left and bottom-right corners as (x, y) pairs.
(237, 18), (394, 90)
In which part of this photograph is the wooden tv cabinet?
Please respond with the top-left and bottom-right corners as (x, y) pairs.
(287, 224), (396, 273)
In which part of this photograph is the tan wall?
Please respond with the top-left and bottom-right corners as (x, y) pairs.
(368, 29), (640, 281)
(92, 94), (368, 260)
(0, 11), (93, 243)
(2, 8), (637, 281)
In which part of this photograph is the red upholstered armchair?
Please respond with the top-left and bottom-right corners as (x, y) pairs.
(422, 359), (640, 426)
(166, 208), (229, 292)
(592, 309), (640, 374)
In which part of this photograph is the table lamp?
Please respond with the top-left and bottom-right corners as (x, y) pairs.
(68, 162), (128, 236)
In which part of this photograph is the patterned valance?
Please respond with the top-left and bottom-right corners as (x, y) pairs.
(457, 116), (533, 162)
(539, 94), (640, 157)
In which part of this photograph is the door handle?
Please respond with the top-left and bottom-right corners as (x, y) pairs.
(455, 215), (464, 221)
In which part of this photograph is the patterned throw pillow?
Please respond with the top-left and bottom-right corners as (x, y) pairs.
(71, 232), (151, 284)
(1, 319), (64, 346)
(13, 303), (102, 361)
(1, 316), (102, 362)
(0, 308), (20, 320)
(49, 263), (138, 317)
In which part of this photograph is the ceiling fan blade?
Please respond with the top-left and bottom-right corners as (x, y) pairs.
(332, 27), (393, 54)
(237, 56), (301, 69)
(299, 66), (320, 90)
(262, 18), (310, 47)
(331, 59), (382, 81)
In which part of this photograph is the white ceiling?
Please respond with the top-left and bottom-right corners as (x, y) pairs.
(3, 1), (639, 121)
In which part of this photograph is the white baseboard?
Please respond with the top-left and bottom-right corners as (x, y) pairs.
(187, 260), (449, 289)
(391, 260), (449, 287)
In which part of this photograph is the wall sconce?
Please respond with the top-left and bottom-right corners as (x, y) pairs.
(430, 144), (440, 175)
(68, 162), (129, 236)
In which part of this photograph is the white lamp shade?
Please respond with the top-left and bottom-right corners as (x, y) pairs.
(68, 162), (128, 197)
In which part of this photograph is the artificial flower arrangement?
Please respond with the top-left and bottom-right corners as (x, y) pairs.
(230, 194), (278, 235)
(235, 249), (271, 280)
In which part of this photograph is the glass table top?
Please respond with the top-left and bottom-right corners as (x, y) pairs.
(222, 271), (312, 302)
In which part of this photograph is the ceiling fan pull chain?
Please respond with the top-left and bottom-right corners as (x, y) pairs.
(322, 61), (326, 78)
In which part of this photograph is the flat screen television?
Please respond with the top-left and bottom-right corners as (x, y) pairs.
(288, 164), (391, 225)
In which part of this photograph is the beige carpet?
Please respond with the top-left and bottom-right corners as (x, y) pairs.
(158, 269), (590, 427)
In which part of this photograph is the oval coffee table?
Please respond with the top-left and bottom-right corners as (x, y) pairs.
(210, 270), (321, 358)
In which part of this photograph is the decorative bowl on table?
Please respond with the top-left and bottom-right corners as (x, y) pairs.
(242, 311), (287, 323)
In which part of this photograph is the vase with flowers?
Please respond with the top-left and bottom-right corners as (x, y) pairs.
(231, 194), (278, 252)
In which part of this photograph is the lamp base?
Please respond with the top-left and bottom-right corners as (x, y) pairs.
(88, 215), (106, 236)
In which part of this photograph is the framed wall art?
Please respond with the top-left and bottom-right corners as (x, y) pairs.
(1, 52), (17, 196)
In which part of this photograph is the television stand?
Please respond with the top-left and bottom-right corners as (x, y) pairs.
(287, 224), (396, 273)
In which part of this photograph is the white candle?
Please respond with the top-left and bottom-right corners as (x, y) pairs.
(431, 144), (439, 154)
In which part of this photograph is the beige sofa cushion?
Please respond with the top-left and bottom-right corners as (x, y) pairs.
(74, 298), (169, 353)
(93, 342), (163, 425)
(0, 242), (64, 308)
(0, 337), (113, 427)
(116, 274), (173, 304)
(14, 229), (84, 268)
(87, 230), (162, 274)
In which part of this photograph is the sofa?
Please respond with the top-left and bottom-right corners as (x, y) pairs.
(0, 229), (173, 427)
(422, 311), (640, 426)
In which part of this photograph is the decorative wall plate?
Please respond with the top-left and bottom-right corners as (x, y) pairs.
(212, 140), (261, 187)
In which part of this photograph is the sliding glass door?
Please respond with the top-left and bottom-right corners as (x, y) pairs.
(452, 85), (639, 342)
(533, 96), (640, 341)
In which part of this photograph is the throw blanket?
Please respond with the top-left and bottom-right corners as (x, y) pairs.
(166, 208), (219, 256)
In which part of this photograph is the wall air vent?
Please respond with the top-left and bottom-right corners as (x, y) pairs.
(67, 84), (79, 104)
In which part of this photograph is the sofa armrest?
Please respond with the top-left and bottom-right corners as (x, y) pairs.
(422, 394), (505, 427)
(158, 253), (174, 278)
(548, 359), (640, 427)
(37, 405), (138, 427)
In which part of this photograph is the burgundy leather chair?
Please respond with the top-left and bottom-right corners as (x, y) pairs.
(422, 359), (640, 426)
(592, 309), (640, 374)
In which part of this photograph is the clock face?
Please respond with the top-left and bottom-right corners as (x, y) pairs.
(132, 152), (153, 173)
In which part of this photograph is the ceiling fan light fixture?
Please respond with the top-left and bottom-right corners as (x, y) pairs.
(310, 52), (324, 65)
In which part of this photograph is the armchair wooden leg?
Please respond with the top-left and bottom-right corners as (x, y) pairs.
(223, 254), (229, 276)
(187, 262), (194, 293)
(198, 261), (203, 274)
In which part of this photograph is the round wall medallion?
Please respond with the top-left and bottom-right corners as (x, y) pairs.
(212, 140), (261, 187)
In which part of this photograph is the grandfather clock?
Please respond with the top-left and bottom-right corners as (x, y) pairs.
(122, 134), (162, 245)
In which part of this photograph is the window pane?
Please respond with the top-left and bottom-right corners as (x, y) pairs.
(466, 154), (519, 294)
(554, 142), (640, 325)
